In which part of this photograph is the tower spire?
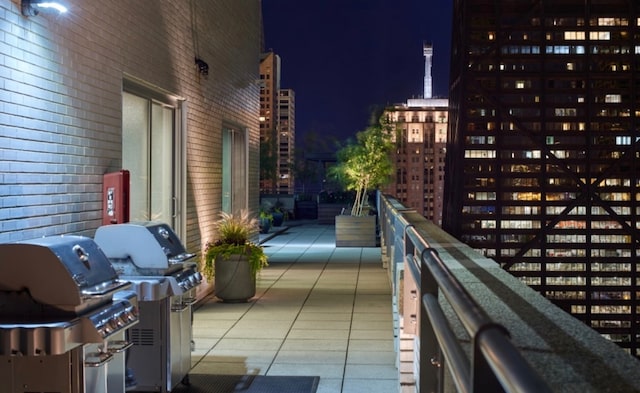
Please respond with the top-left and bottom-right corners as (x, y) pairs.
(423, 42), (433, 99)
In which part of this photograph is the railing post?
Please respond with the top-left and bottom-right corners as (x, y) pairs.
(472, 324), (508, 393)
(420, 247), (442, 393)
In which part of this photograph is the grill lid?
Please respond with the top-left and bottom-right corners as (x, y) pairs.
(0, 235), (123, 315)
(94, 222), (195, 271)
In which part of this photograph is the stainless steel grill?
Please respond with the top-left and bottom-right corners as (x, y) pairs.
(0, 235), (139, 393)
(94, 222), (202, 393)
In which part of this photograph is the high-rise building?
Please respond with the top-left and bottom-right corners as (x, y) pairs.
(443, 0), (640, 356)
(259, 51), (295, 195)
(259, 51), (281, 194)
(384, 43), (448, 224)
(277, 89), (295, 194)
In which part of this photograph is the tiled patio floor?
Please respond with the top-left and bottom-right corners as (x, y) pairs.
(190, 222), (398, 393)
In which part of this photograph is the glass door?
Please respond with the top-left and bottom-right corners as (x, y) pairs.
(122, 90), (180, 228)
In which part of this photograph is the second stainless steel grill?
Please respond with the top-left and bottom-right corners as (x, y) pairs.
(94, 222), (202, 393)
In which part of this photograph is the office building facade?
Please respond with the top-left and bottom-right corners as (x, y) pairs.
(259, 52), (296, 195)
(259, 51), (281, 194)
(384, 43), (449, 224)
(443, 0), (640, 355)
(384, 101), (448, 224)
(277, 89), (295, 194)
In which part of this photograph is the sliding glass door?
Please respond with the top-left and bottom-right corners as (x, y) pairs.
(122, 90), (181, 229)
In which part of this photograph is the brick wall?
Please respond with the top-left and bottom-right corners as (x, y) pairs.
(0, 0), (261, 267)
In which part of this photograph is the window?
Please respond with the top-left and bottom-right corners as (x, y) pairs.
(464, 150), (496, 158)
(555, 108), (577, 116)
(589, 31), (611, 40)
(564, 31), (585, 40)
(605, 94), (621, 103)
(222, 127), (248, 214)
(597, 18), (627, 26)
(616, 136), (631, 145)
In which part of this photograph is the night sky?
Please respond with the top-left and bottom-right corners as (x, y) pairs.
(261, 0), (453, 148)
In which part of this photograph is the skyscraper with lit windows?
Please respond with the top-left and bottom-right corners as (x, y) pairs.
(259, 51), (281, 194)
(384, 43), (448, 225)
(277, 89), (295, 194)
(259, 51), (296, 195)
(443, 0), (640, 356)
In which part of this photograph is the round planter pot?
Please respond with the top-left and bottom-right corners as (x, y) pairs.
(259, 218), (271, 233)
(214, 254), (256, 302)
(272, 212), (284, 227)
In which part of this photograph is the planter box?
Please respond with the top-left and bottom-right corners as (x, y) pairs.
(335, 215), (376, 247)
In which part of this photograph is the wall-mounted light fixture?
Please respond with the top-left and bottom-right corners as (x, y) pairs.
(21, 0), (68, 17)
(195, 58), (209, 76)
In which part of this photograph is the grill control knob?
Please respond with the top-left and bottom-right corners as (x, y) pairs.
(124, 307), (139, 322)
(108, 318), (119, 331)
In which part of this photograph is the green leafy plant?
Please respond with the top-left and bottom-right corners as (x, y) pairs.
(204, 210), (268, 281)
(328, 117), (394, 216)
(270, 200), (287, 224)
(259, 209), (273, 222)
(271, 199), (285, 213)
(259, 208), (273, 233)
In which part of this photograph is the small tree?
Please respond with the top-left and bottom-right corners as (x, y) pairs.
(329, 118), (394, 216)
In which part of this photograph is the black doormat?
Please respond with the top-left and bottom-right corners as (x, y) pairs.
(172, 374), (320, 393)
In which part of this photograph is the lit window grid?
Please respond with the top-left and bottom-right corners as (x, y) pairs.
(446, 0), (640, 356)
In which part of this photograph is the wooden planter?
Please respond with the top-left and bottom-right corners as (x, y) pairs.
(335, 215), (377, 247)
(214, 254), (256, 302)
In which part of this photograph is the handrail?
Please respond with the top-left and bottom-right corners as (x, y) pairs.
(379, 193), (551, 393)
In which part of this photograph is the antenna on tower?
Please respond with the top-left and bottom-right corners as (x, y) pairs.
(423, 42), (433, 99)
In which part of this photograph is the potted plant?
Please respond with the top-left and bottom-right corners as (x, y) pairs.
(271, 200), (286, 227)
(204, 209), (269, 302)
(328, 116), (394, 246)
(259, 209), (273, 234)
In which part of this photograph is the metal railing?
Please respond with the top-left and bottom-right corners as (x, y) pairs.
(379, 193), (552, 393)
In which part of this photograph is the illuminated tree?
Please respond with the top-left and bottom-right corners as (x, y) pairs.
(329, 118), (394, 216)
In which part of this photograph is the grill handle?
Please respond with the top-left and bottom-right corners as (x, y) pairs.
(81, 280), (130, 297)
(171, 303), (190, 312)
(107, 340), (134, 354)
(171, 297), (196, 312)
(84, 351), (114, 367)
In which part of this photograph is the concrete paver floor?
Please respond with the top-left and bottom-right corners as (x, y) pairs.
(190, 222), (398, 393)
